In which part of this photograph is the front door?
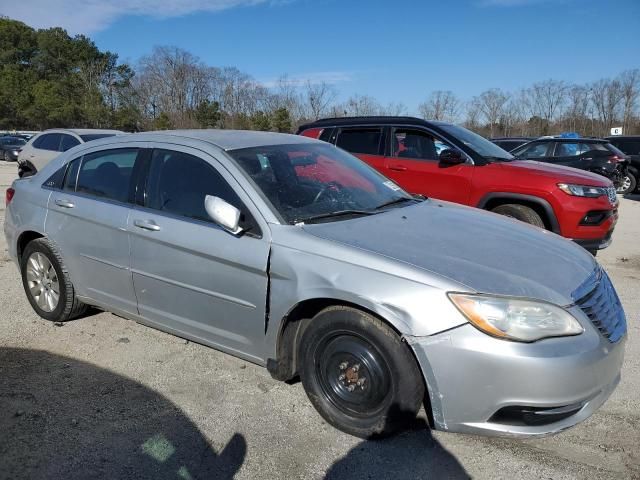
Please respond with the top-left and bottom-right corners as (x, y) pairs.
(384, 128), (473, 203)
(46, 147), (140, 314)
(129, 146), (270, 361)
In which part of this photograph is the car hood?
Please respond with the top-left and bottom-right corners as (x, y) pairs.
(502, 160), (613, 186)
(302, 200), (596, 306)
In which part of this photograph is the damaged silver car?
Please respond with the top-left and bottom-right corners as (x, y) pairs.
(4, 130), (626, 438)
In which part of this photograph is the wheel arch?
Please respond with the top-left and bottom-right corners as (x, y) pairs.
(16, 230), (45, 260)
(477, 192), (560, 234)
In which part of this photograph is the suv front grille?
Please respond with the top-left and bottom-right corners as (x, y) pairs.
(573, 267), (626, 343)
(606, 186), (617, 204)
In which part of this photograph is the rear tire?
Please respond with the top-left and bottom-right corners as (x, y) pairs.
(616, 172), (637, 195)
(299, 306), (425, 438)
(492, 203), (545, 229)
(20, 238), (87, 322)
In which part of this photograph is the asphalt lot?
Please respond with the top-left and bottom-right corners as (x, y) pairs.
(0, 159), (638, 479)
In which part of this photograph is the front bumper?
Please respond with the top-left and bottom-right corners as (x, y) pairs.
(407, 310), (625, 438)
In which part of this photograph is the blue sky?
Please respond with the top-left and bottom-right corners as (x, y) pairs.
(4, 0), (639, 113)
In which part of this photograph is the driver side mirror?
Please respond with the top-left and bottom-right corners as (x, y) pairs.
(439, 149), (466, 166)
(205, 195), (243, 235)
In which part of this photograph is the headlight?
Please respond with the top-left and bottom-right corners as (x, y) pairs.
(558, 183), (607, 198)
(448, 293), (583, 342)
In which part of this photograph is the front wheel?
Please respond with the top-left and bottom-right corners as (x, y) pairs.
(491, 203), (545, 229)
(299, 306), (425, 438)
(616, 172), (637, 195)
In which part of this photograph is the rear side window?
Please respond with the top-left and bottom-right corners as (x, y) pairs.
(515, 142), (551, 159)
(33, 134), (62, 151)
(145, 149), (244, 224)
(554, 143), (606, 157)
(336, 128), (382, 155)
(76, 149), (138, 203)
(60, 134), (80, 152)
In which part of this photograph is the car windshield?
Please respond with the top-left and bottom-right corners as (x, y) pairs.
(79, 134), (117, 142)
(440, 124), (514, 160)
(228, 143), (415, 224)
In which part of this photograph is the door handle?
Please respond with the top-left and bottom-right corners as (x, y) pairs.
(134, 219), (161, 231)
(388, 165), (408, 172)
(54, 199), (75, 208)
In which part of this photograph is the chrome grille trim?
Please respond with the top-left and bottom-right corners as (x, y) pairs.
(606, 186), (617, 204)
(573, 267), (626, 343)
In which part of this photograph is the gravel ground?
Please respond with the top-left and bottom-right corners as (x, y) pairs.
(0, 160), (638, 479)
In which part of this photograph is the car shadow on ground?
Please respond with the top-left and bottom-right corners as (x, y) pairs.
(0, 347), (246, 480)
(325, 413), (470, 479)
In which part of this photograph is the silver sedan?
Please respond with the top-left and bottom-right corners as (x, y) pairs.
(3, 130), (626, 438)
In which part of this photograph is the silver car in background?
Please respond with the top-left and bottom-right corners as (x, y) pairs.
(4, 130), (626, 438)
(17, 128), (123, 177)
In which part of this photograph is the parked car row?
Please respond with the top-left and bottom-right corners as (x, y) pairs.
(3, 129), (627, 441)
(0, 135), (27, 161)
(298, 117), (619, 255)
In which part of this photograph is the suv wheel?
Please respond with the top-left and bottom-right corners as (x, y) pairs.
(299, 306), (424, 438)
(616, 172), (637, 195)
(491, 204), (545, 229)
(20, 238), (88, 322)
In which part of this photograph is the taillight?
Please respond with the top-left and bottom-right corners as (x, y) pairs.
(607, 155), (622, 163)
(5, 188), (15, 206)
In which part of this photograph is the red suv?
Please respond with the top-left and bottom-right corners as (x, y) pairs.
(298, 117), (619, 253)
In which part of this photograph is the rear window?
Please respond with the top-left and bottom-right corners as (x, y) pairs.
(80, 134), (117, 142)
(609, 139), (640, 155)
(335, 128), (382, 155)
(604, 143), (628, 157)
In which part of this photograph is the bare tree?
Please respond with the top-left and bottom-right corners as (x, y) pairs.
(562, 84), (590, 133)
(343, 95), (382, 116)
(591, 78), (624, 135)
(380, 101), (408, 116)
(418, 91), (460, 122)
(527, 80), (567, 129)
(477, 89), (510, 137)
(618, 69), (640, 134)
(463, 98), (483, 130)
(303, 80), (337, 120)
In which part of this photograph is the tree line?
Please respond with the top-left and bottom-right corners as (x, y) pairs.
(1, 17), (639, 138)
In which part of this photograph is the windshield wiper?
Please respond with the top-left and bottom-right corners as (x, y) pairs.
(294, 209), (378, 225)
(373, 196), (418, 210)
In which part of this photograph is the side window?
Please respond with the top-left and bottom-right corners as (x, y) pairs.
(393, 129), (445, 160)
(145, 149), (246, 225)
(76, 149), (138, 203)
(60, 134), (80, 152)
(518, 142), (550, 159)
(617, 140), (640, 155)
(335, 128), (382, 155)
(33, 134), (62, 151)
(63, 158), (81, 191)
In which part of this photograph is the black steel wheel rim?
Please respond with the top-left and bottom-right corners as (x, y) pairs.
(314, 331), (392, 418)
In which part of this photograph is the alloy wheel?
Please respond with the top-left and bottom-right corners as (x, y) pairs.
(26, 252), (60, 312)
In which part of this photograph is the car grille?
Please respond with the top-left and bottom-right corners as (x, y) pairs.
(573, 267), (626, 343)
(606, 186), (617, 204)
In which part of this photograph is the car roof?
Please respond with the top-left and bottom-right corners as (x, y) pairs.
(298, 116), (452, 130)
(39, 128), (125, 136)
(81, 129), (320, 152)
(490, 137), (534, 141)
(532, 137), (608, 143)
(606, 135), (640, 139)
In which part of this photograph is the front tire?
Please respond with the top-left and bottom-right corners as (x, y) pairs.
(299, 306), (425, 438)
(491, 203), (545, 229)
(616, 172), (637, 195)
(20, 238), (87, 322)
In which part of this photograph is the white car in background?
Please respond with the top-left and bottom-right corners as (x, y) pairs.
(18, 128), (124, 177)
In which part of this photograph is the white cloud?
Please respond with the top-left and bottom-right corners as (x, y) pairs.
(261, 71), (354, 88)
(0, 0), (286, 34)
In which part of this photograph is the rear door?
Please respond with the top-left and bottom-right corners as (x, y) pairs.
(46, 147), (141, 314)
(334, 127), (386, 173)
(129, 145), (270, 361)
(384, 127), (473, 203)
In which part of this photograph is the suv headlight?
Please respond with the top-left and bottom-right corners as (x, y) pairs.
(448, 293), (583, 342)
(558, 183), (607, 198)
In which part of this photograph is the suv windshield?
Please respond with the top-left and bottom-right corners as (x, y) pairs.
(228, 143), (414, 224)
(440, 124), (514, 160)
